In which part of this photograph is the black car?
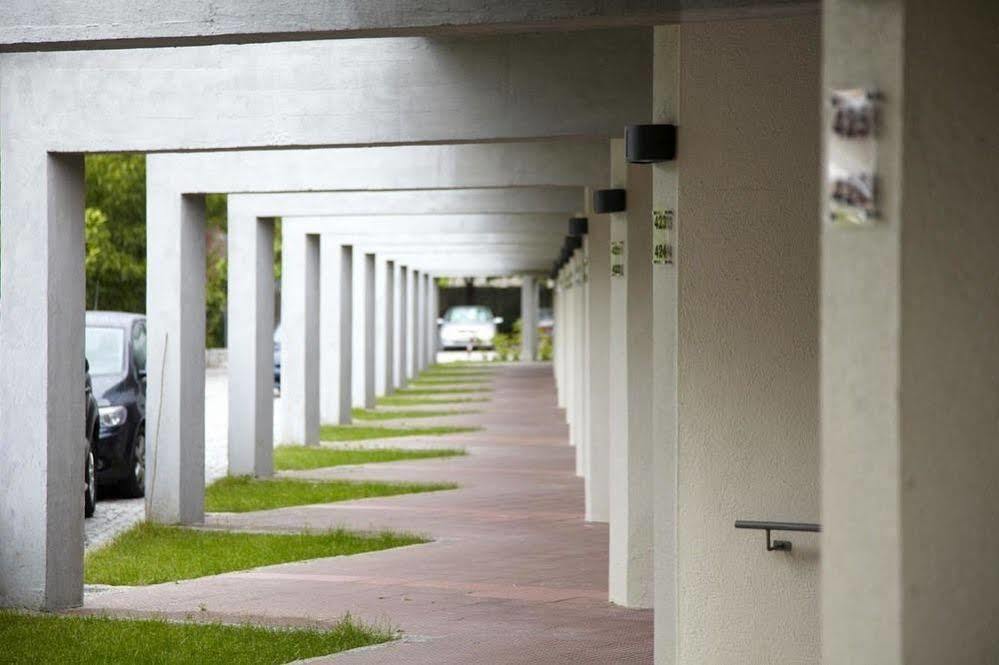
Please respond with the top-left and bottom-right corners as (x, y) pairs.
(84, 359), (99, 518)
(85, 311), (147, 497)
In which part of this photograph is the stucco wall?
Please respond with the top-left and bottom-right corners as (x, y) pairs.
(675, 15), (820, 663)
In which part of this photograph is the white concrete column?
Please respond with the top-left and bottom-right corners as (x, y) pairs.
(0, 152), (85, 609)
(823, 4), (999, 664)
(586, 208), (612, 523)
(146, 189), (207, 525)
(398, 265), (409, 385)
(382, 260), (396, 395)
(280, 228), (320, 445)
(671, 17), (820, 665)
(413, 271), (426, 372)
(652, 26), (679, 664)
(520, 275), (538, 361)
(351, 251), (376, 408)
(427, 276), (438, 366)
(227, 213), (274, 477)
(363, 252), (377, 407)
(337, 246), (354, 422)
(320, 238), (352, 425)
(608, 142), (654, 609)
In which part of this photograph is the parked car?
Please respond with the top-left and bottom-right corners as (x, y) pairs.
(438, 306), (503, 350)
(274, 324), (281, 391)
(84, 359), (99, 518)
(84, 311), (147, 498)
(538, 307), (554, 337)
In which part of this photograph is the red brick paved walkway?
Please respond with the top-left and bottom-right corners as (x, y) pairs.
(80, 364), (653, 663)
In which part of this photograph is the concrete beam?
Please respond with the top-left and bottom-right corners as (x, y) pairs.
(0, 1), (817, 52)
(1, 32), (650, 152)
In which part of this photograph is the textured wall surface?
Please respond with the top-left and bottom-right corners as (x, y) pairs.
(676, 15), (820, 664)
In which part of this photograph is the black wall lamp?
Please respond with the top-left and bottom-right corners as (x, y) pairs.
(593, 188), (627, 213)
(568, 217), (588, 237)
(625, 124), (677, 164)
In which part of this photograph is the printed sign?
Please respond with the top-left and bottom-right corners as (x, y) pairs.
(828, 89), (880, 227)
(610, 241), (625, 277)
(652, 210), (673, 265)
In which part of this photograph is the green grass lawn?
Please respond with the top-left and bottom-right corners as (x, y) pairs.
(0, 611), (393, 665)
(275, 444), (466, 470)
(394, 387), (491, 396)
(409, 377), (491, 385)
(206, 475), (458, 511)
(318, 424), (478, 441)
(351, 407), (477, 420)
(377, 395), (490, 407)
(84, 522), (427, 586)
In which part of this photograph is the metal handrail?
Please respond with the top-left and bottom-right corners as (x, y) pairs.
(735, 520), (820, 552)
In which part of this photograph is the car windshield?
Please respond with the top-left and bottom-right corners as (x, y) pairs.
(85, 326), (126, 376)
(445, 307), (493, 323)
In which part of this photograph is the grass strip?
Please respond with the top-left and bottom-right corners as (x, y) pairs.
(394, 387), (491, 396)
(206, 475), (458, 511)
(377, 395), (490, 407)
(85, 521), (426, 586)
(318, 424), (478, 441)
(0, 611), (393, 665)
(274, 445), (466, 471)
(351, 407), (477, 421)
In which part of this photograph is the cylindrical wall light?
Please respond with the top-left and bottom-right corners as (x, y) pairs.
(593, 188), (627, 213)
(568, 217), (589, 237)
(625, 124), (677, 164)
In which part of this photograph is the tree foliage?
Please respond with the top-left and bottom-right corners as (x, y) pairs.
(84, 154), (231, 347)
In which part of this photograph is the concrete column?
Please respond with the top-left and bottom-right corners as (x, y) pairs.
(414, 271), (426, 372)
(227, 213), (275, 477)
(672, 17), (820, 664)
(280, 228), (320, 445)
(651, 26), (679, 663)
(520, 275), (538, 361)
(398, 265), (409, 385)
(0, 152), (85, 609)
(146, 190), (206, 525)
(382, 260), (396, 395)
(608, 141), (654, 609)
(427, 276), (438, 366)
(586, 207), (612, 523)
(363, 253), (377, 407)
(824, 4), (999, 664)
(320, 238), (352, 425)
(337, 246), (354, 422)
(351, 251), (376, 408)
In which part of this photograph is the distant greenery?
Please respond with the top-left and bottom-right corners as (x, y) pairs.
(377, 395), (490, 407)
(274, 445), (466, 471)
(318, 424), (479, 442)
(83, 154), (231, 347)
(352, 407), (477, 420)
(84, 521), (425, 586)
(0, 611), (393, 665)
(205, 475), (457, 512)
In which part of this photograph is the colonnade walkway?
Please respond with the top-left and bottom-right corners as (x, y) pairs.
(78, 364), (653, 663)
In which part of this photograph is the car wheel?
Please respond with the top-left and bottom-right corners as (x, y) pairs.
(117, 430), (146, 499)
(84, 440), (96, 518)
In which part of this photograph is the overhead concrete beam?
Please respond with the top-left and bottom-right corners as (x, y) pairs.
(0, 1), (818, 52)
(0, 32), (650, 152)
(229, 187), (583, 217)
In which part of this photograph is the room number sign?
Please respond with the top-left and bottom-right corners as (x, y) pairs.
(652, 209), (673, 265)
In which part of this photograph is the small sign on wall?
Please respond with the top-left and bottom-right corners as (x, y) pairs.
(652, 209), (673, 265)
(610, 241), (624, 277)
(828, 89), (880, 227)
